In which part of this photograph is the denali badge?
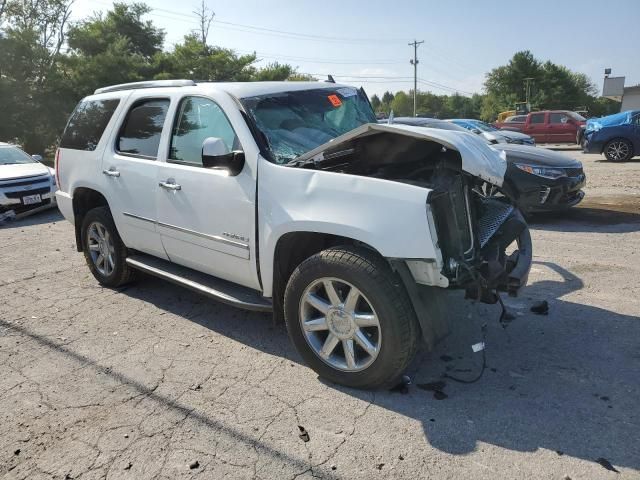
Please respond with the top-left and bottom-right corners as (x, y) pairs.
(222, 232), (249, 243)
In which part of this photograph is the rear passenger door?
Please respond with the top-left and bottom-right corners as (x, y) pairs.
(155, 94), (260, 291)
(525, 112), (547, 143)
(101, 95), (171, 259)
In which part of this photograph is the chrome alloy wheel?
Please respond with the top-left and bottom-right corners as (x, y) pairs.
(87, 221), (115, 277)
(299, 277), (381, 372)
(607, 141), (630, 160)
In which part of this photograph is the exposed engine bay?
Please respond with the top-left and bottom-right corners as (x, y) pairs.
(291, 130), (532, 303)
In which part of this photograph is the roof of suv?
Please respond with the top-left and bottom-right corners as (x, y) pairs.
(90, 80), (355, 101)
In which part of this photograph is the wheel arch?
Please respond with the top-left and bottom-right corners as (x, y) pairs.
(72, 187), (110, 251)
(269, 230), (387, 323)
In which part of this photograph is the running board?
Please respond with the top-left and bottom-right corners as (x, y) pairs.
(126, 254), (272, 312)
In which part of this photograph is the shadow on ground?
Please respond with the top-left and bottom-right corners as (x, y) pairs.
(0, 208), (63, 229)
(9, 257), (632, 472)
(530, 194), (640, 233)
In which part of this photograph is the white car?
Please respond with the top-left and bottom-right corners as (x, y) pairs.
(0, 143), (57, 222)
(55, 80), (532, 389)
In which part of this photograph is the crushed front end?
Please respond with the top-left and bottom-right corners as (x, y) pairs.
(428, 169), (532, 303)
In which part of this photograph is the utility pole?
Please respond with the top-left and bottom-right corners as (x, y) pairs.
(523, 77), (534, 109)
(409, 40), (424, 117)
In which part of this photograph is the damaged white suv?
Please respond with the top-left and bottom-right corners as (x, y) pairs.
(56, 80), (532, 389)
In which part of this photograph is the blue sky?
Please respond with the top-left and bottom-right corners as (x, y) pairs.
(72, 0), (640, 98)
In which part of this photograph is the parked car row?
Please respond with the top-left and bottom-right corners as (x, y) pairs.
(0, 143), (57, 222)
(383, 117), (586, 214)
(494, 110), (587, 144)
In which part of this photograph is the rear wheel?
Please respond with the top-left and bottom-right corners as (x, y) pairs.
(604, 138), (633, 162)
(81, 206), (134, 287)
(284, 246), (419, 389)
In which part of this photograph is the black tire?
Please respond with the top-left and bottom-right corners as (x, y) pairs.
(604, 138), (633, 162)
(284, 246), (420, 389)
(81, 206), (135, 287)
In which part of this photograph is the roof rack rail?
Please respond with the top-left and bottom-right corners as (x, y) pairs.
(94, 79), (196, 95)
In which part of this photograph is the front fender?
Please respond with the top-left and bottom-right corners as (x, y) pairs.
(258, 160), (439, 296)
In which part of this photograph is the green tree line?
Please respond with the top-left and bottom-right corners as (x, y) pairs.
(0, 0), (312, 155)
(370, 51), (618, 121)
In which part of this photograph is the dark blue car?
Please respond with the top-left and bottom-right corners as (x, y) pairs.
(583, 110), (640, 161)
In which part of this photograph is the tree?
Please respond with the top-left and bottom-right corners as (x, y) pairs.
(66, 3), (165, 96)
(370, 94), (381, 112)
(482, 50), (601, 120)
(0, 0), (74, 153)
(155, 33), (257, 81)
(193, 0), (214, 47)
(390, 91), (412, 116)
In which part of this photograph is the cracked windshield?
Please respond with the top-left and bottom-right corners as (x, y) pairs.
(243, 87), (377, 164)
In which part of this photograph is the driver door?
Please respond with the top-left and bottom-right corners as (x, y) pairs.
(155, 94), (259, 290)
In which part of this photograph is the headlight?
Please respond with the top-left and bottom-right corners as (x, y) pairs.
(515, 164), (567, 179)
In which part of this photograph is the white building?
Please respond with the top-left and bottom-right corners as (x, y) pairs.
(602, 75), (640, 111)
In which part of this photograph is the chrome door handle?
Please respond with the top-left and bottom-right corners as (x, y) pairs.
(159, 181), (181, 191)
(102, 169), (120, 177)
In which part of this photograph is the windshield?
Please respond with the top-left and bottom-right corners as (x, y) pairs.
(242, 87), (377, 164)
(567, 111), (586, 121)
(0, 146), (37, 165)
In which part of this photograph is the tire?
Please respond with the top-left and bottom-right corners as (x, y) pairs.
(604, 138), (633, 162)
(284, 246), (420, 389)
(81, 206), (135, 287)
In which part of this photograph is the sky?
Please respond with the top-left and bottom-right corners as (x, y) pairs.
(71, 0), (640, 98)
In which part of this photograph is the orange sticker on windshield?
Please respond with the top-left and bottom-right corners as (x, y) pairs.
(327, 94), (342, 107)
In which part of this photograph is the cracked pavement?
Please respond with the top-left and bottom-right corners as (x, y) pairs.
(1, 151), (639, 479)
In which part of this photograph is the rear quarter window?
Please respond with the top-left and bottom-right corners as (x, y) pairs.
(60, 99), (120, 151)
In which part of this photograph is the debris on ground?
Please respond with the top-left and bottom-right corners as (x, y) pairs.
(433, 391), (448, 400)
(389, 375), (411, 394)
(189, 383), (202, 391)
(188, 460), (200, 470)
(417, 381), (448, 400)
(124, 462), (132, 470)
(376, 463), (385, 470)
(530, 300), (549, 315)
(595, 457), (619, 473)
(298, 426), (310, 442)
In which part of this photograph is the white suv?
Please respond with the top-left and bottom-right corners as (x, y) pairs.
(55, 80), (532, 389)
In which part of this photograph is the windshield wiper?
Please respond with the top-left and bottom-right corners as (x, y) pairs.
(286, 148), (355, 168)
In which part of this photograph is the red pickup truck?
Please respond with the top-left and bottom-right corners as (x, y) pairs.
(495, 110), (586, 143)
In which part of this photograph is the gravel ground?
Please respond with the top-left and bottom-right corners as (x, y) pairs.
(1, 151), (638, 479)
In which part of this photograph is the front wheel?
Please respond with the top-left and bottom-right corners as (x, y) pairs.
(604, 138), (633, 162)
(284, 246), (420, 389)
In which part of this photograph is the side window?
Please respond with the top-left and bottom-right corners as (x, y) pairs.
(550, 113), (569, 124)
(530, 113), (545, 124)
(633, 114), (640, 126)
(60, 99), (120, 151)
(169, 96), (239, 167)
(116, 99), (170, 159)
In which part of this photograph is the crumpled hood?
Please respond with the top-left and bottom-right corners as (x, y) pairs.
(497, 144), (582, 168)
(0, 162), (51, 181)
(297, 123), (507, 186)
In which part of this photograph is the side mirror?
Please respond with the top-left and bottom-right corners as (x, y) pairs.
(201, 137), (245, 176)
(31, 154), (43, 162)
(472, 128), (482, 135)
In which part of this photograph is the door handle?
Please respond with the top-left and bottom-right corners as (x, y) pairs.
(159, 181), (181, 191)
(102, 168), (120, 177)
